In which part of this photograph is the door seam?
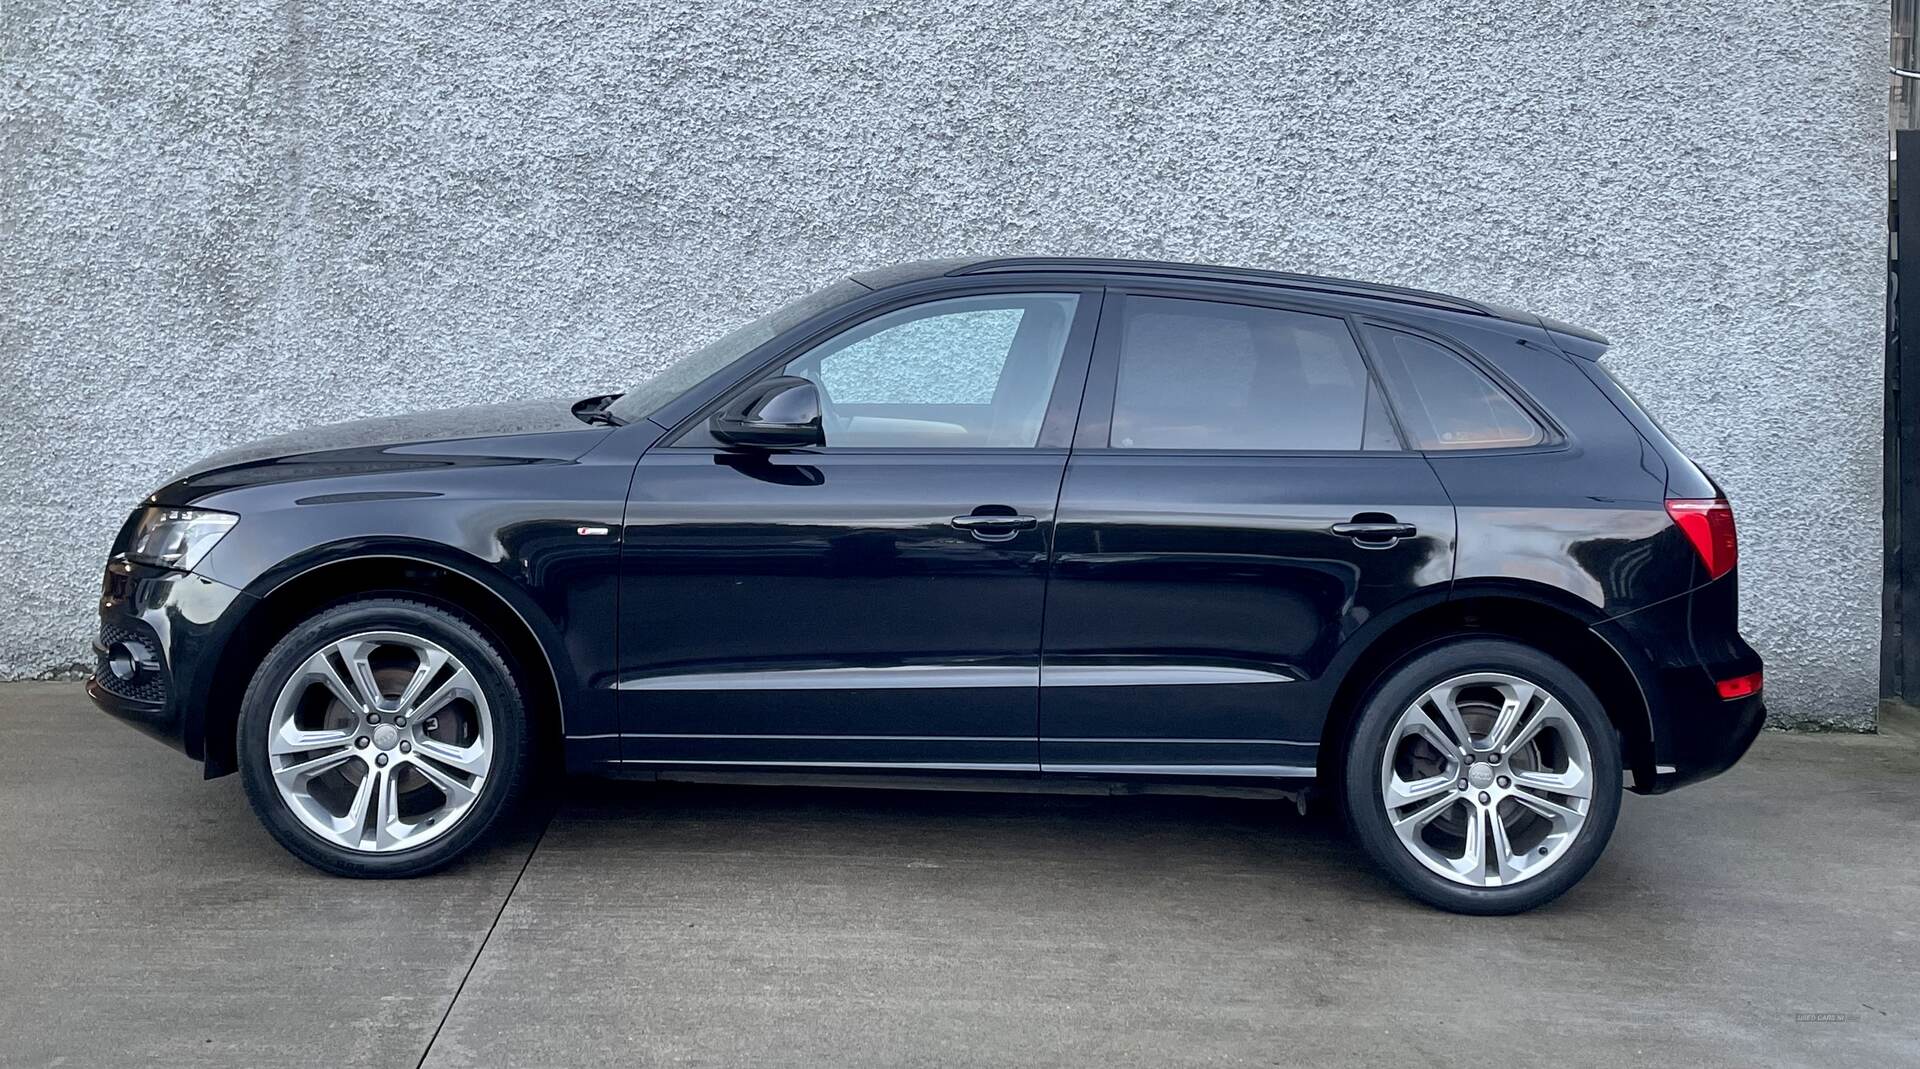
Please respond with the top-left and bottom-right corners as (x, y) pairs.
(1036, 287), (1107, 770)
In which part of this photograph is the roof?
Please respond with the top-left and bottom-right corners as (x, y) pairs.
(849, 256), (1609, 349)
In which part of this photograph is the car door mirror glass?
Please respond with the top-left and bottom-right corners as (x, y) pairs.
(710, 376), (824, 448)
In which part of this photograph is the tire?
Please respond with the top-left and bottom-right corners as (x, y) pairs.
(1341, 638), (1622, 914)
(237, 598), (531, 877)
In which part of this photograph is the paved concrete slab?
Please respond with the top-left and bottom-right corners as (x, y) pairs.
(2, 681), (1916, 1068)
(0, 683), (538, 1068)
(427, 742), (1920, 1068)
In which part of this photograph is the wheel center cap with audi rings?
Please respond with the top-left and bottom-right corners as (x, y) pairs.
(371, 724), (401, 751)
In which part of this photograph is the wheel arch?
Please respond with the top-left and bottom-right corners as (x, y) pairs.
(198, 544), (570, 779)
(1316, 582), (1655, 790)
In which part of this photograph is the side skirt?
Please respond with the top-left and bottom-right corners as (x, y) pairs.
(583, 765), (1315, 808)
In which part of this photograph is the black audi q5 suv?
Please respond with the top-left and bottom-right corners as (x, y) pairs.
(87, 257), (1763, 914)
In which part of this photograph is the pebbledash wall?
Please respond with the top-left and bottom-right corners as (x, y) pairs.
(0, 2), (1887, 727)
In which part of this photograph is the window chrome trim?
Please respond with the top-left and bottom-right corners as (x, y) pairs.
(1041, 665), (1293, 686)
(617, 666), (1036, 691)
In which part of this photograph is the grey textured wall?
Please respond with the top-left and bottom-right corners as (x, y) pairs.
(1, 2), (1886, 727)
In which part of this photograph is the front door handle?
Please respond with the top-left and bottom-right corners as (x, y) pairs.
(951, 512), (1039, 541)
(1331, 519), (1417, 547)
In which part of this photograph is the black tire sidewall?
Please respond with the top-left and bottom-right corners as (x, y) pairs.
(237, 598), (529, 878)
(1341, 638), (1623, 915)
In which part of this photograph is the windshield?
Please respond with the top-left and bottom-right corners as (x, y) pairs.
(606, 278), (869, 425)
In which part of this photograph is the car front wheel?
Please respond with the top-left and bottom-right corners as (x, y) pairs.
(237, 598), (529, 877)
(1342, 638), (1623, 914)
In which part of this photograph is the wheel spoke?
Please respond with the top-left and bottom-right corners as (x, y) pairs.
(406, 755), (479, 808)
(1487, 808), (1523, 885)
(1389, 791), (1475, 878)
(1423, 684), (1478, 752)
(340, 764), (376, 836)
(1512, 763), (1591, 800)
(371, 768), (404, 850)
(270, 720), (357, 757)
(1390, 790), (1458, 831)
(414, 735), (489, 777)
(271, 746), (357, 786)
(1449, 804), (1488, 882)
(1386, 771), (1456, 809)
(409, 667), (479, 721)
(1504, 694), (1571, 755)
(392, 648), (453, 716)
(328, 638), (390, 712)
(1510, 785), (1585, 825)
(295, 647), (370, 713)
(1485, 681), (1536, 753)
(1396, 705), (1463, 763)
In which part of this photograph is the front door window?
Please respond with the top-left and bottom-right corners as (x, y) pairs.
(783, 294), (1080, 448)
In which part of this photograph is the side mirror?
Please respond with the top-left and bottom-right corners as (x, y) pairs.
(710, 376), (824, 448)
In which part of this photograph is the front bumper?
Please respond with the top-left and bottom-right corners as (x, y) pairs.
(85, 558), (251, 763)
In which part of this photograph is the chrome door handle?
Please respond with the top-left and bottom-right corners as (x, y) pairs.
(951, 514), (1039, 530)
(1331, 521), (1416, 546)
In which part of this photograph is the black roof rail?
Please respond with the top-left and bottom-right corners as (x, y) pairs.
(947, 257), (1496, 318)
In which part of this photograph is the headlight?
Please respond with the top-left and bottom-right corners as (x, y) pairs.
(123, 507), (239, 571)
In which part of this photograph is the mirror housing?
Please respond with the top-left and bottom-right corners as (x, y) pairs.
(710, 376), (824, 448)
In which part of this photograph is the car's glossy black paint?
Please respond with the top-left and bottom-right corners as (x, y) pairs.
(87, 560), (249, 757)
(88, 257), (1763, 798)
(114, 400), (648, 767)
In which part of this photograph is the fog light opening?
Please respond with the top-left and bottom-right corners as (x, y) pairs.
(107, 642), (140, 682)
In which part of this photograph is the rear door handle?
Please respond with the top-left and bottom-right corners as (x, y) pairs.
(1331, 520), (1417, 545)
(951, 513), (1039, 542)
(951, 514), (1038, 530)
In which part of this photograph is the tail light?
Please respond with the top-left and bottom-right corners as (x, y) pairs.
(1665, 497), (1737, 580)
(1715, 671), (1763, 700)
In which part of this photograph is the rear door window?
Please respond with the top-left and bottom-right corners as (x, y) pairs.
(1108, 296), (1400, 451)
(1362, 327), (1543, 450)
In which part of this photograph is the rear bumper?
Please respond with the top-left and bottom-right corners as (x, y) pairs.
(1595, 570), (1765, 794)
(84, 558), (251, 765)
(1640, 691), (1766, 793)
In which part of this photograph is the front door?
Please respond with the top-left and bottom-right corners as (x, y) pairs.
(618, 289), (1100, 771)
(1040, 290), (1456, 775)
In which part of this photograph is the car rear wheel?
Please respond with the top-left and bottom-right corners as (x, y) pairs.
(1342, 638), (1622, 914)
(237, 598), (529, 877)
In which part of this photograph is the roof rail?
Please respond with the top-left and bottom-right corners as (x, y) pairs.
(948, 257), (1495, 317)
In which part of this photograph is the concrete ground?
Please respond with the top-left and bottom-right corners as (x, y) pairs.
(1, 682), (1915, 1069)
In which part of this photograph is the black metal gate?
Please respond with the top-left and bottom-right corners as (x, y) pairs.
(1886, 130), (1920, 704)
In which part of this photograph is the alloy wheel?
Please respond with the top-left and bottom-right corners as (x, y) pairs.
(1377, 671), (1594, 887)
(266, 630), (494, 853)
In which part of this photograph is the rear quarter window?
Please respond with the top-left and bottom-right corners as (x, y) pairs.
(1362, 326), (1543, 450)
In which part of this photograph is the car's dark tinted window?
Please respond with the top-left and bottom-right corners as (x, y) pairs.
(1109, 296), (1399, 451)
(1362, 326), (1543, 450)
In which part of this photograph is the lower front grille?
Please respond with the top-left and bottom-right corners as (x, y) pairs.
(93, 618), (167, 705)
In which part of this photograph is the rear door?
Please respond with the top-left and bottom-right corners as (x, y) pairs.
(1039, 288), (1456, 774)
